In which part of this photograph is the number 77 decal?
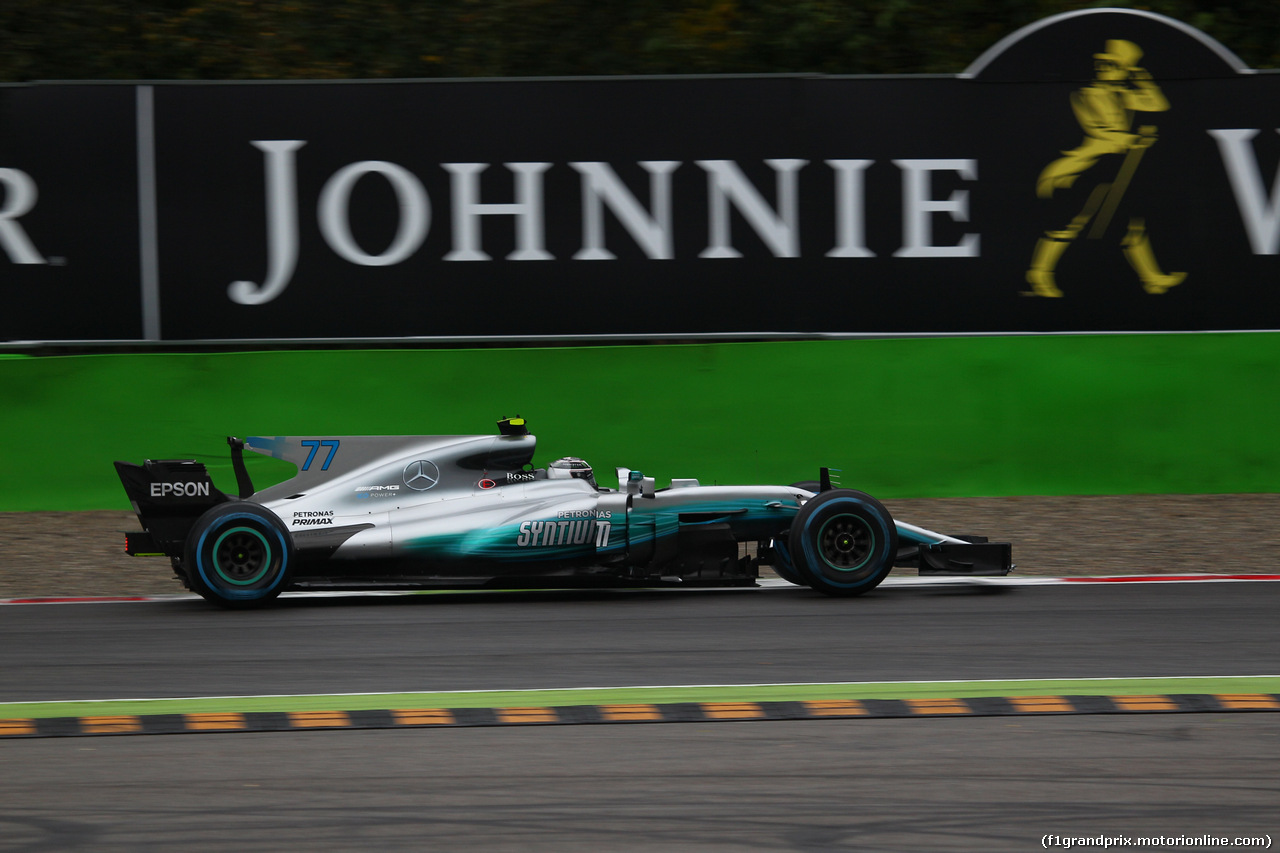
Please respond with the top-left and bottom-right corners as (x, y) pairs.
(300, 439), (341, 471)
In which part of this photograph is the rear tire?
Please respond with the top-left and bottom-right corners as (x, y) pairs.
(789, 489), (897, 597)
(184, 502), (294, 608)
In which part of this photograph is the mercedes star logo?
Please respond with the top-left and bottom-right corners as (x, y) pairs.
(402, 459), (441, 491)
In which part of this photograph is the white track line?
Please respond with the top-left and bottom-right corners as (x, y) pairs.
(4, 674), (1277, 709)
(4, 573), (1279, 605)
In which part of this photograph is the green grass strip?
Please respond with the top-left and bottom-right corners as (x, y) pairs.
(8, 333), (1280, 510)
(3, 676), (1277, 719)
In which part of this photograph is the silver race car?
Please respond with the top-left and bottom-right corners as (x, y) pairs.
(115, 417), (1011, 607)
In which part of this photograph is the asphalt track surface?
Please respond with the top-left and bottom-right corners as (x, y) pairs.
(2, 581), (1278, 851)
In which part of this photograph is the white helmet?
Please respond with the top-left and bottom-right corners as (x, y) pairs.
(548, 457), (597, 489)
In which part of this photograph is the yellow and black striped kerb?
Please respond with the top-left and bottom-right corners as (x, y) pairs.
(3, 693), (1278, 739)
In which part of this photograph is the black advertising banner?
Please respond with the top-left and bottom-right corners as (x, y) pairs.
(0, 85), (142, 342)
(151, 76), (810, 340)
(3, 8), (1280, 344)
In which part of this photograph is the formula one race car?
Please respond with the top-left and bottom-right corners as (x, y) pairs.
(114, 418), (1012, 607)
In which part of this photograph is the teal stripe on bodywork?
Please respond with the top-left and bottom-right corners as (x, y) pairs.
(400, 498), (799, 563)
(402, 520), (597, 563)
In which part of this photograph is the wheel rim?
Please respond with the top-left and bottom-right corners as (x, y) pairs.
(211, 526), (273, 586)
(816, 513), (874, 572)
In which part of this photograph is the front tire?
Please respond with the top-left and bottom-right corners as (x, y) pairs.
(789, 489), (897, 597)
(184, 502), (294, 608)
(767, 537), (805, 586)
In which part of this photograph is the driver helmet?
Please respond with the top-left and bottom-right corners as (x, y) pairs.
(548, 457), (597, 489)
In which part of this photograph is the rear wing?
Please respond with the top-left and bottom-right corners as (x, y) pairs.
(113, 458), (232, 557)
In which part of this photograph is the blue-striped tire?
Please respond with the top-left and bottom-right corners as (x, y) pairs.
(184, 502), (294, 608)
(789, 490), (897, 596)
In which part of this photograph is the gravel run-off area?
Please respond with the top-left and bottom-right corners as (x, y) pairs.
(3, 494), (1279, 598)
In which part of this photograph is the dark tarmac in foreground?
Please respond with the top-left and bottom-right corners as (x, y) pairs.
(1, 580), (1276, 851)
(3, 714), (1276, 852)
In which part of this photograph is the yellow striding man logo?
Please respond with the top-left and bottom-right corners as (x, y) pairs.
(1026, 39), (1186, 297)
